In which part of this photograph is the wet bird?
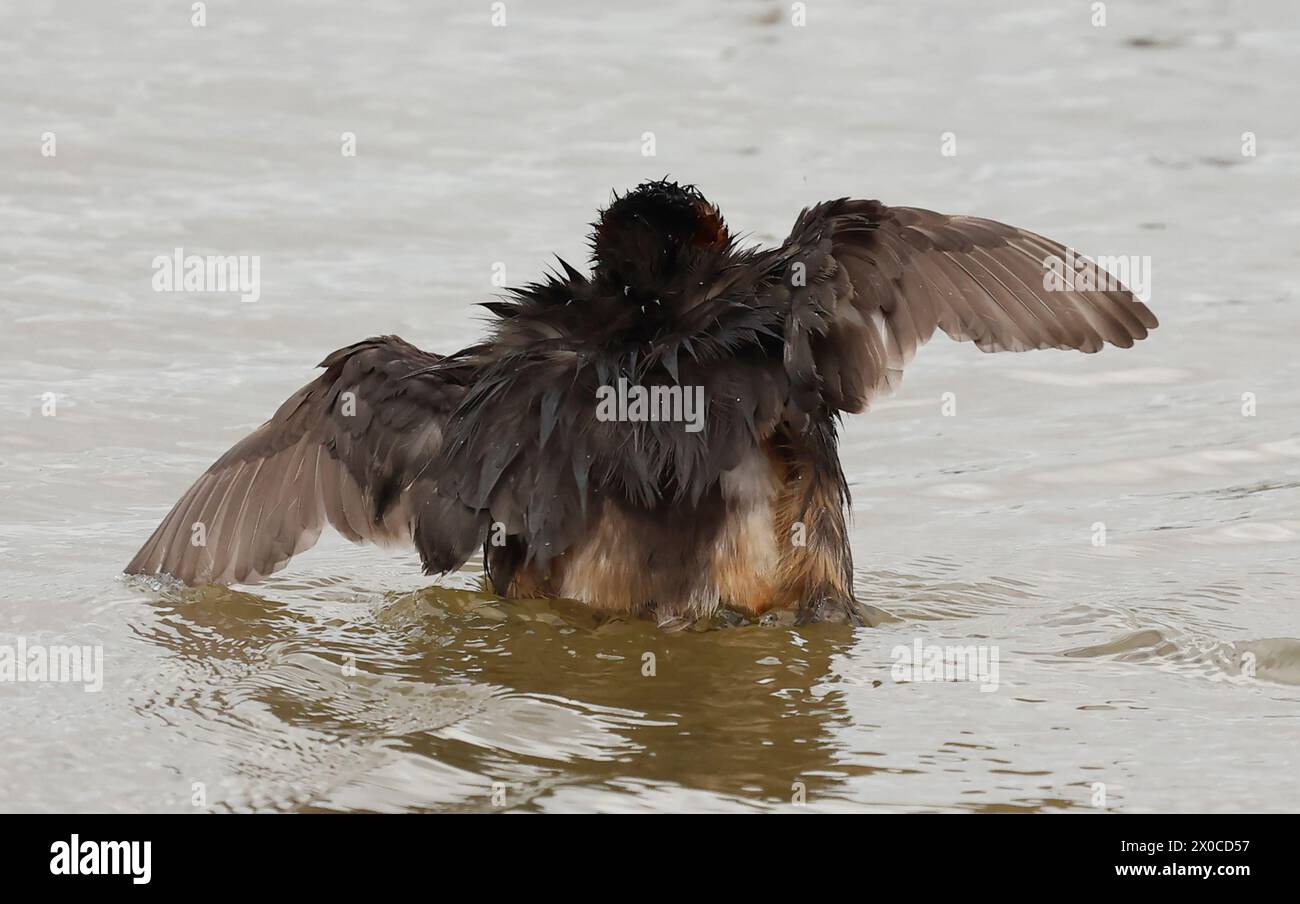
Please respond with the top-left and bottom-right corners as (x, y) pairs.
(126, 180), (1157, 625)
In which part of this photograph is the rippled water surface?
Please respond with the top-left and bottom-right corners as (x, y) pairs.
(2, 0), (1298, 812)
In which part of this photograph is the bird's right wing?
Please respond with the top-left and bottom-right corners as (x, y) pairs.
(124, 335), (486, 586)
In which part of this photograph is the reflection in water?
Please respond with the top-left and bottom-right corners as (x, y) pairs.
(131, 582), (867, 811)
(124, 568), (1300, 813)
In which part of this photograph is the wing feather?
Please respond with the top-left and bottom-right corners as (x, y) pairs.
(770, 200), (1158, 412)
(125, 336), (483, 586)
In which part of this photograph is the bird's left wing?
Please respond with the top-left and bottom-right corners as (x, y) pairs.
(761, 199), (1158, 415)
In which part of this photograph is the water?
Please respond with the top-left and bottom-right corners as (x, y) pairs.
(2, 0), (1298, 812)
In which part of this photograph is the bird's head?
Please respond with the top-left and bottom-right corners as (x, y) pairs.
(590, 180), (730, 297)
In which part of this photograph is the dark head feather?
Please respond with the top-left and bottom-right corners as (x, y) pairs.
(590, 179), (730, 295)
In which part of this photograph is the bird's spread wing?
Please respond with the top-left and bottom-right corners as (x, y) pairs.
(764, 200), (1158, 414)
(125, 335), (484, 585)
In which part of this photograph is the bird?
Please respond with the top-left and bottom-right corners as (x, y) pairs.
(125, 179), (1157, 625)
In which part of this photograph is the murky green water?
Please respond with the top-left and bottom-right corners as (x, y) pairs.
(2, 0), (1298, 812)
